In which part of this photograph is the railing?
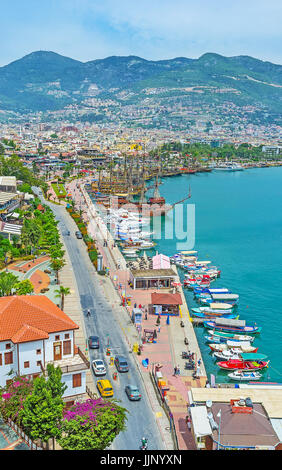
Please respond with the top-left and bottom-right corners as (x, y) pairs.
(7, 418), (44, 450)
(149, 369), (179, 450)
(77, 346), (90, 368)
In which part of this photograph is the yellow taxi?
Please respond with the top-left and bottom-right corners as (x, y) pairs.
(96, 379), (114, 398)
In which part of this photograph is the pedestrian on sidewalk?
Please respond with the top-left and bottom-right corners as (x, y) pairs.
(177, 365), (180, 376)
(185, 416), (191, 431)
(145, 309), (148, 320)
(173, 366), (177, 376)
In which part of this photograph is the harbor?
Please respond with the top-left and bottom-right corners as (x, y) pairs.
(78, 164), (282, 386)
(63, 162), (282, 450)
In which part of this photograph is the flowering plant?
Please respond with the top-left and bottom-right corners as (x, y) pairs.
(0, 376), (33, 424)
(59, 398), (128, 450)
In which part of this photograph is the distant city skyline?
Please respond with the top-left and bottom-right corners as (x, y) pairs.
(1, 0), (282, 67)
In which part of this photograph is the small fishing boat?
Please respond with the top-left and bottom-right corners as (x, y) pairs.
(192, 307), (233, 316)
(228, 370), (262, 381)
(207, 330), (255, 342)
(191, 311), (237, 320)
(204, 318), (262, 335)
(204, 303), (234, 311)
(208, 341), (258, 353)
(213, 350), (241, 361)
(217, 353), (269, 371)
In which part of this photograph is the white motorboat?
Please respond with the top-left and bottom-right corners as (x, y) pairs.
(228, 370), (262, 381)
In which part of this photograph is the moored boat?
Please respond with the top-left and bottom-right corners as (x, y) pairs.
(217, 353), (269, 371)
(204, 318), (262, 335)
(207, 330), (255, 342)
(227, 370), (262, 381)
(208, 340), (258, 353)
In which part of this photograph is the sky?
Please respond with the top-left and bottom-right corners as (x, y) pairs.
(1, 0), (282, 66)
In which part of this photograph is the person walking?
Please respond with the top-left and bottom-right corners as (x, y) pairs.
(185, 416), (191, 431)
(173, 366), (177, 376)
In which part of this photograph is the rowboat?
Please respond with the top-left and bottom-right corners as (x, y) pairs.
(207, 330), (255, 342)
(204, 318), (262, 335)
(227, 370), (262, 381)
(217, 353), (269, 371)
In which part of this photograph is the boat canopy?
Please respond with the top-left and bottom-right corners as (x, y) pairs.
(179, 250), (198, 255)
(208, 288), (229, 293)
(211, 294), (239, 301)
(240, 353), (268, 361)
(209, 303), (234, 310)
(214, 318), (246, 327)
(195, 261), (211, 265)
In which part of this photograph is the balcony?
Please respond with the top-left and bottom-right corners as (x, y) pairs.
(45, 347), (90, 374)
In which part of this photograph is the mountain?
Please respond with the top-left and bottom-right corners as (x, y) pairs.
(0, 50), (282, 122)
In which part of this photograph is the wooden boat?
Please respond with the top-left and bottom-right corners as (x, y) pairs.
(213, 350), (241, 361)
(217, 353), (269, 371)
(228, 370), (262, 381)
(204, 318), (262, 335)
(192, 307), (233, 316)
(207, 330), (255, 342)
(205, 303), (234, 311)
(191, 311), (237, 320)
(208, 341), (258, 353)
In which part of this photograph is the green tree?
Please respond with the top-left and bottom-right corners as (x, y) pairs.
(50, 258), (66, 284)
(20, 375), (64, 449)
(55, 285), (70, 311)
(15, 279), (34, 295)
(0, 271), (19, 296)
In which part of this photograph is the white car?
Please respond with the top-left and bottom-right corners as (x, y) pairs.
(92, 359), (107, 376)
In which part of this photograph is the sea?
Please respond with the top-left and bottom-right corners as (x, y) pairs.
(147, 166), (282, 383)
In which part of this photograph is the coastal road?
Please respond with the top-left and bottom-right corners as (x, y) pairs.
(33, 188), (165, 451)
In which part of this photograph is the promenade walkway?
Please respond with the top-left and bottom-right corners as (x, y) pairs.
(65, 177), (208, 449)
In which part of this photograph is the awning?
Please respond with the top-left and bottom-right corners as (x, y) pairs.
(190, 406), (213, 438)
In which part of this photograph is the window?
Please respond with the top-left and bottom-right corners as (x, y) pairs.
(64, 333), (70, 339)
(36, 361), (41, 366)
(72, 373), (81, 388)
(63, 340), (71, 355)
(4, 351), (13, 365)
(55, 335), (60, 341)
(5, 343), (11, 350)
(24, 361), (30, 368)
(36, 349), (41, 355)
(0, 354), (2, 366)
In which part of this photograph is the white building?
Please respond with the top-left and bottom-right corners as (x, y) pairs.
(0, 295), (89, 406)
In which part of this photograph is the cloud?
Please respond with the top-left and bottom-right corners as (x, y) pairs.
(1, 0), (282, 65)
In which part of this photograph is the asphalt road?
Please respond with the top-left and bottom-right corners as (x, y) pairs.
(33, 188), (165, 451)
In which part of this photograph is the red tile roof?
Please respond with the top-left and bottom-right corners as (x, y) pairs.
(0, 295), (79, 343)
(151, 292), (183, 305)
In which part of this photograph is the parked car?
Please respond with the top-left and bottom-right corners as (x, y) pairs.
(114, 355), (129, 372)
(88, 335), (99, 349)
(75, 231), (83, 239)
(92, 359), (106, 376)
(97, 379), (114, 398)
(125, 384), (141, 401)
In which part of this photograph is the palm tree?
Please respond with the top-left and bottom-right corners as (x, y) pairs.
(55, 285), (70, 310)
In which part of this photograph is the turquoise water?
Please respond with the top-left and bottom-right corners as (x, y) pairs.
(149, 167), (282, 383)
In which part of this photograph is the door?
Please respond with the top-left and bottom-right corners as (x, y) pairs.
(53, 342), (62, 361)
